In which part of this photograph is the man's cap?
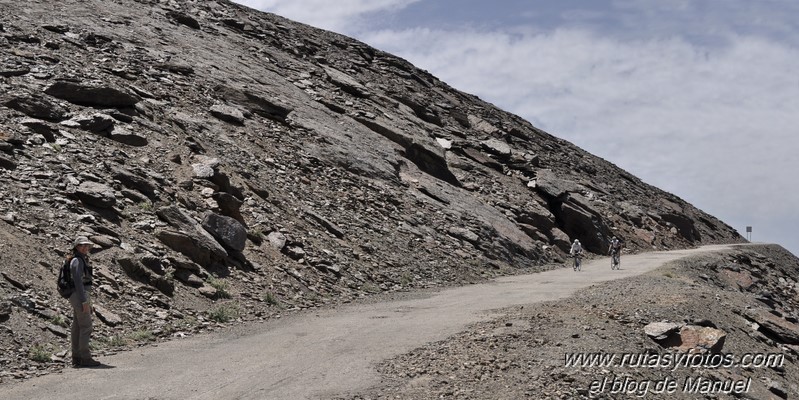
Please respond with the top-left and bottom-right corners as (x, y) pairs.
(73, 236), (93, 248)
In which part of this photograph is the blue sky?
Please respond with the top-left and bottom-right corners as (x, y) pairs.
(233, 0), (799, 257)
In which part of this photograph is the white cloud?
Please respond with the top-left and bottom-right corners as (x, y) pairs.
(232, 0), (420, 33)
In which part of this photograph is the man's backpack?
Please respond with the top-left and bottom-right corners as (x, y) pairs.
(56, 257), (75, 299)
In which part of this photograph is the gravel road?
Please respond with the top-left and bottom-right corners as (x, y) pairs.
(0, 245), (738, 400)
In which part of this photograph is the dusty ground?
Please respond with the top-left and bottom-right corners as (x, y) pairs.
(4, 245), (787, 400)
(348, 244), (798, 400)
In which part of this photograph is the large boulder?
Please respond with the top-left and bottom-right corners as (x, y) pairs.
(559, 195), (612, 252)
(213, 85), (291, 122)
(676, 325), (727, 353)
(112, 166), (159, 199)
(645, 322), (727, 353)
(155, 206), (228, 266)
(61, 113), (115, 133)
(75, 181), (116, 208)
(0, 154), (17, 171)
(116, 256), (174, 296)
(202, 213), (247, 252)
(109, 127), (148, 146)
(4, 95), (67, 121)
(45, 81), (139, 107)
(209, 104), (246, 125)
(745, 310), (799, 344)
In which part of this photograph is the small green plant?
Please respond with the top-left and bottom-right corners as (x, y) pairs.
(129, 330), (154, 341)
(162, 316), (199, 335)
(106, 335), (129, 347)
(138, 201), (153, 212)
(248, 229), (265, 243)
(51, 315), (69, 328)
(29, 343), (53, 363)
(263, 291), (280, 306)
(207, 305), (238, 323)
(306, 292), (320, 303)
(361, 282), (381, 293)
(663, 271), (676, 278)
(208, 277), (231, 299)
(399, 272), (413, 286)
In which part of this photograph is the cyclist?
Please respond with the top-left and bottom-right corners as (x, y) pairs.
(608, 236), (621, 269)
(570, 239), (583, 271)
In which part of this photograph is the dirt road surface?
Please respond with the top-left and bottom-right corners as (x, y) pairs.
(1, 245), (739, 400)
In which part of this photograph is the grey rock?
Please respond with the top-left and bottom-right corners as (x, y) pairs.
(94, 304), (122, 327)
(675, 325), (726, 353)
(202, 213), (247, 252)
(155, 229), (227, 267)
(448, 227), (479, 244)
(44, 81), (139, 107)
(75, 181), (116, 208)
(644, 321), (682, 340)
(109, 127), (148, 146)
(192, 156), (220, 179)
(323, 66), (370, 97)
(46, 324), (69, 338)
(167, 254), (204, 273)
(0, 301), (11, 320)
(0, 154), (17, 171)
(20, 118), (58, 142)
(267, 231), (287, 251)
(481, 138), (512, 158)
(210, 104), (245, 125)
(213, 85), (292, 123)
(534, 169), (581, 200)
(62, 113), (115, 133)
(284, 245), (306, 260)
(306, 211), (344, 239)
(4, 95), (67, 121)
(198, 285), (217, 298)
(174, 269), (204, 287)
(167, 11), (201, 29)
(112, 166), (158, 199)
(745, 309), (799, 344)
(0, 67), (30, 77)
(212, 192), (245, 224)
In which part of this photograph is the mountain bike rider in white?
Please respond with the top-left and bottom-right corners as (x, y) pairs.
(570, 239), (583, 256)
(608, 236), (621, 256)
(570, 239), (583, 270)
(608, 236), (621, 269)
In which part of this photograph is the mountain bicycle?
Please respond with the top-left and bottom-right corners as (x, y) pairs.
(610, 249), (620, 270)
(572, 251), (582, 271)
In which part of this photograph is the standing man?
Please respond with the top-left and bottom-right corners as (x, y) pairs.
(69, 236), (101, 367)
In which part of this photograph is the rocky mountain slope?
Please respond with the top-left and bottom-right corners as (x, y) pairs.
(0, 0), (742, 381)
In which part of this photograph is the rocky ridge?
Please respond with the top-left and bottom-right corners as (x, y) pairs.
(0, 0), (742, 382)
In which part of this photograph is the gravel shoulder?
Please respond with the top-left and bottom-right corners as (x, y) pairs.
(1, 244), (779, 400)
(350, 244), (799, 400)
